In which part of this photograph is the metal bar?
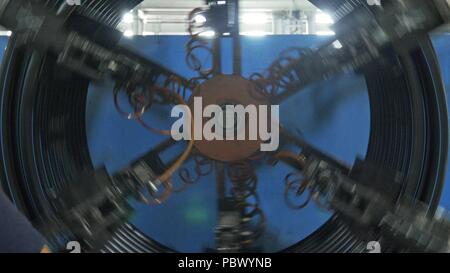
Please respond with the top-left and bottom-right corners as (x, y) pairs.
(271, 0), (447, 103)
(215, 161), (226, 210)
(278, 127), (351, 173)
(0, 0), (196, 92)
(212, 36), (222, 76)
(231, 0), (241, 75)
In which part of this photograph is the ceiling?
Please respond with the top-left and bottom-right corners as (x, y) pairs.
(136, 0), (318, 12)
(127, 0), (323, 35)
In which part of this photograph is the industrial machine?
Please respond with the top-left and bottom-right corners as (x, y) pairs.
(0, 0), (449, 252)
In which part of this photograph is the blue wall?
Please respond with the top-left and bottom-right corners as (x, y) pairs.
(86, 35), (369, 252)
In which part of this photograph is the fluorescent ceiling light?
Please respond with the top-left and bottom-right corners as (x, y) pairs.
(122, 13), (134, 24)
(242, 13), (269, 25)
(315, 12), (334, 24)
(316, 30), (335, 36)
(241, 31), (269, 37)
(123, 30), (135, 37)
(199, 30), (216, 37)
(194, 14), (207, 24)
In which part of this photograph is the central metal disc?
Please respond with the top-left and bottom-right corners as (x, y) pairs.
(188, 75), (269, 162)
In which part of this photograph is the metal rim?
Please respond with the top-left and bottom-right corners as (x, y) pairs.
(0, 0), (447, 253)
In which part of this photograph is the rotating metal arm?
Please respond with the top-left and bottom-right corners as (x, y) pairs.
(254, 0), (450, 103)
(294, 153), (450, 252)
(0, 0), (195, 92)
(272, 127), (450, 252)
(52, 138), (176, 249)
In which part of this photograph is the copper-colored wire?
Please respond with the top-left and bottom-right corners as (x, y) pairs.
(172, 151), (212, 193)
(186, 8), (215, 79)
(123, 84), (196, 205)
(284, 173), (311, 210)
(228, 161), (265, 245)
(247, 151), (266, 161)
(150, 86), (195, 185)
(114, 86), (145, 120)
(144, 180), (173, 205)
(249, 47), (314, 100)
(273, 150), (306, 169)
(136, 117), (172, 136)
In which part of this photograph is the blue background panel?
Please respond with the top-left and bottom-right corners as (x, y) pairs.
(87, 35), (369, 252)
